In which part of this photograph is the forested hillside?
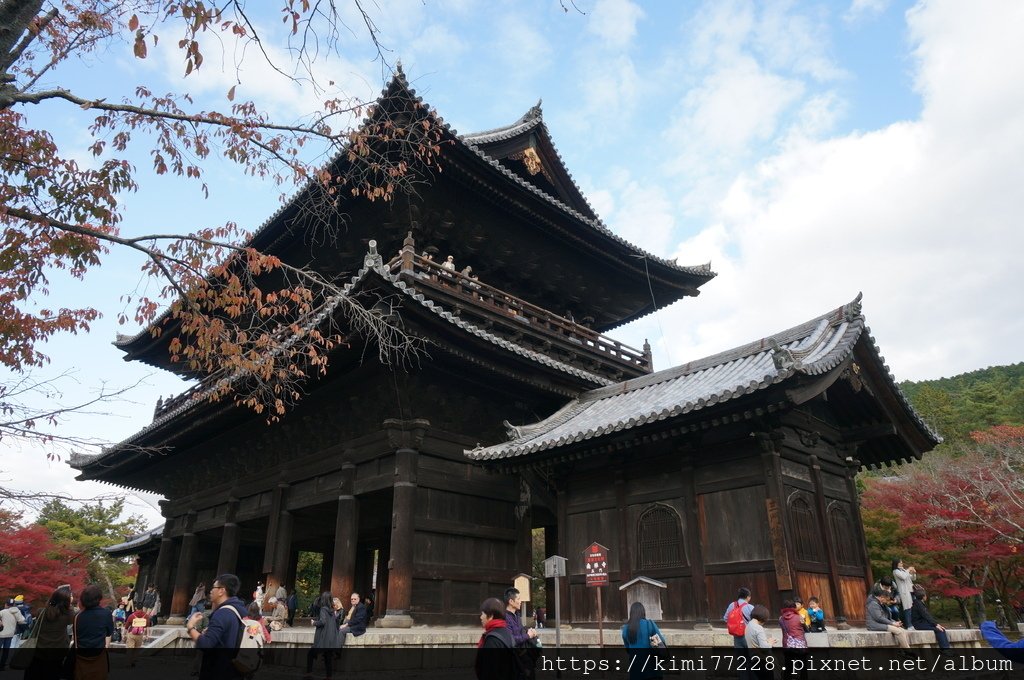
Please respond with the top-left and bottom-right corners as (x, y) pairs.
(900, 362), (1024, 445)
(860, 362), (1024, 628)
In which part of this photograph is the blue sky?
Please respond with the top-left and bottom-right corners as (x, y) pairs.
(4, 0), (1023, 524)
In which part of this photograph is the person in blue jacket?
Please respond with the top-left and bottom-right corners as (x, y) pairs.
(185, 573), (247, 680)
(621, 601), (665, 680)
(980, 620), (1024, 663)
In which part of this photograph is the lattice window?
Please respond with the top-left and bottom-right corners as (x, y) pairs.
(637, 505), (685, 569)
(788, 494), (825, 563)
(828, 503), (860, 567)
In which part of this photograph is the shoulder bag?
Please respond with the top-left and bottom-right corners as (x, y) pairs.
(9, 611), (42, 670)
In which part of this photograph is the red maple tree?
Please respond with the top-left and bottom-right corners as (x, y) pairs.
(861, 425), (1024, 626)
(0, 510), (88, 606)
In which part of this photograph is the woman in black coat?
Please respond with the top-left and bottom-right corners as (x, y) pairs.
(25, 587), (74, 680)
(305, 592), (341, 679)
(910, 587), (950, 649)
(475, 597), (516, 680)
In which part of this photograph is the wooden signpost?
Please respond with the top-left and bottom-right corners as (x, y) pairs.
(584, 542), (609, 647)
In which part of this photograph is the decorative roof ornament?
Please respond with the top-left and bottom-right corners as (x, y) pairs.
(526, 99), (543, 121)
(504, 419), (523, 439)
(365, 240), (382, 268)
(769, 338), (797, 370)
(522, 147), (543, 175)
(843, 292), (864, 322)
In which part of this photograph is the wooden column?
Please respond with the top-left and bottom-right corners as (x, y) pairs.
(681, 461), (711, 628)
(170, 512), (197, 618)
(555, 477), (571, 623)
(264, 483), (293, 599)
(262, 484), (287, 575)
(152, 523), (176, 619)
(517, 477), (534, 573)
(809, 454), (846, 624)
(380, 418), (427, 628)
(216, 499), (240, 577)
(266, 509), (293, 598)
(843, 451), (873, 587)
(756, 431), (795, 597)
(614, 465), (633, 587)
(331, 459), (359, 598)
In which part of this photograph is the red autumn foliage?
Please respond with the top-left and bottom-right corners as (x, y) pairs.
(0, 512), (88, 607)
(861, 425), (1024, 623)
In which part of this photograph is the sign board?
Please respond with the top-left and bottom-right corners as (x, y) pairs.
(583, 542), (609, 587)
(544, 555), (567, 578)
(514, 573), (531, 601)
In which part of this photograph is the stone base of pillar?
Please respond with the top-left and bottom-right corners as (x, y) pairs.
(165, 616), (187, 625)
(691, 621), (714, 631)
(378, 612), (415, 628)
(836, 617), (851, 630)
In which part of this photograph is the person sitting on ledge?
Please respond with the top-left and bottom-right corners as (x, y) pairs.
(865, 584), (910, 649)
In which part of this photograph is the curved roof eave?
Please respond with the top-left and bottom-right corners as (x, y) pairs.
(465, 294), (939, 462)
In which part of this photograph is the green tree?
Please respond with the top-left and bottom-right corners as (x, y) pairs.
(912, 384), (968, 443)
(35, 498), (146, 600)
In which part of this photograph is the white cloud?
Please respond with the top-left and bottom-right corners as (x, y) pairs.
(587, 0), (646, 50)
(844, 0), (891, 24)
(634, 0), (1024, 382)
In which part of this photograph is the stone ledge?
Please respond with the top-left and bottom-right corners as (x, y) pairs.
(154, 624), (987, 650)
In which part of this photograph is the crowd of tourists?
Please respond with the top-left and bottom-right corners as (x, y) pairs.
(2, 584), (118, 679)
(184, 573), (371, 680)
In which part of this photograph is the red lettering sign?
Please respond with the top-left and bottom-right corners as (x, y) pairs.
(584, 542), (609, 587)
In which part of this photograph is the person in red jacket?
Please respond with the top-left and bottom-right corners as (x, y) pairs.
(778, 600), (807, 648)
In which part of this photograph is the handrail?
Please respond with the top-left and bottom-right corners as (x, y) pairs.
(391, 254), (650, 371)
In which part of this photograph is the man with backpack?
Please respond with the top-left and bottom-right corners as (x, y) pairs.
(723, 588), (755, 680)
(723, 587), (755, 648)
(186, 574), (249, 680)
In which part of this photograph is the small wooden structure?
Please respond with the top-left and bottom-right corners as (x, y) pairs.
(619, 576), (668, 621)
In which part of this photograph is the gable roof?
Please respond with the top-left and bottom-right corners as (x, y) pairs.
(466, 295), (940, 467)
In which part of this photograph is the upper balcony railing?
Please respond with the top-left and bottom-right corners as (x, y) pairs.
(388, 245), (652, 375)
(154, 239), (653, 419)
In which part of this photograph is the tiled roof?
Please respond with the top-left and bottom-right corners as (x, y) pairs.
(114, 68), (713, 350)
(466, 295), (939, 461)
(73, 243), (609, 472)
(461, 100), (545, 144)
(104, 524), (163, 555)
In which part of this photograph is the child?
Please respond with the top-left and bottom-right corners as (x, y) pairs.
(794, 597), (811, 631)
(807, 597), (826, 633)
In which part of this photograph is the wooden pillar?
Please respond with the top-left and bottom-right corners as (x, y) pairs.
(756, 431), (795, 598)
(555, 477), (571, 623)
(217, 499), (240, 577)
(614, 465), (633, 587)
(843, 450), (873, 597)
(517, 477), (533, 573)
(809, 454), (846, 624)
(169, 512), (197, 619)
(331, 459), (359, 598)
(264, 483), (293, 599)
(681, 461), (712, 628)
(380, 418), (428, 628)
(152, 524), (176, 619)
(400, 231), (415, 272)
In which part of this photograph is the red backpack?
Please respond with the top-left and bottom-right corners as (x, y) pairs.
(726, 600), (748, 637)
